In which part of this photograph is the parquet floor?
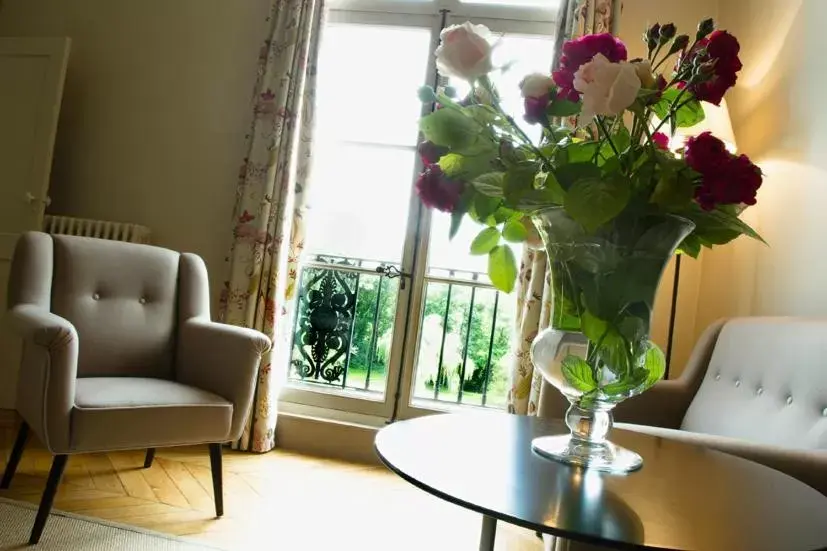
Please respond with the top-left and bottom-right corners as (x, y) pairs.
(0, 412), (541, 550)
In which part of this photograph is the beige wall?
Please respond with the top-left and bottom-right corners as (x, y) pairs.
(0, 0), (270, 310)
(709, 0), (827, 321)
(619, 0), (719, 376)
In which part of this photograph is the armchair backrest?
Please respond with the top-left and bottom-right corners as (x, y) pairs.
(9, 232), (208, 378)
(682, 317), (827, 450)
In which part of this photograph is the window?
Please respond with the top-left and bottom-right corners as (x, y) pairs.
(284, 0), (558, 422)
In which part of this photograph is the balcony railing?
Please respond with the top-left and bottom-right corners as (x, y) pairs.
(288, 255), (514, 409)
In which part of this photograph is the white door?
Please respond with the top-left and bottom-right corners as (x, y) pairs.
(0, 37), (71, 408)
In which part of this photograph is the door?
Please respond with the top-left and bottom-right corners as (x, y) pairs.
(281, 0), (558, 423)
(0, 37), (71, 408)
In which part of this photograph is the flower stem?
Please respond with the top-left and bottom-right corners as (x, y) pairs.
(596, 116), (621, 158)
(478, 76), (553, 167)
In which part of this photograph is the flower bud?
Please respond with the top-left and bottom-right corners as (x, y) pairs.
(697, 18), (715, 41)
(417, 85), (437, 103)
(645, 23), (661, 52)
(659, 23), (677, 43)
(668, 34), (690, 56)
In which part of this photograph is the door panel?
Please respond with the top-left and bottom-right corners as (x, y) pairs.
(0, 37), (71, 408)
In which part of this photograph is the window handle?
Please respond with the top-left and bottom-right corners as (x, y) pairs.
(375, 265), (411, 289)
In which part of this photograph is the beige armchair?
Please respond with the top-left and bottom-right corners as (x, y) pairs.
(0, 232), (271, 544)
(539, 317), (827, 497)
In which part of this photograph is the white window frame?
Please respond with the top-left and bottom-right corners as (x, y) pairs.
(280, 0), (559, 426)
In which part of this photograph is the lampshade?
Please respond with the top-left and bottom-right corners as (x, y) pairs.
(673, 99), (738, 152)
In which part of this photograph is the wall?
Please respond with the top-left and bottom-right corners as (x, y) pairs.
(706, 0), (827, 322)
(0, 0), (271, 310)
(619, 0), (719, 376)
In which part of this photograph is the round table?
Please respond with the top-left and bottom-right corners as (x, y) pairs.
(375, 413), (827, 551)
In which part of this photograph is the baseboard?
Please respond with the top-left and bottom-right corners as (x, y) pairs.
(274, 412), (381, 465)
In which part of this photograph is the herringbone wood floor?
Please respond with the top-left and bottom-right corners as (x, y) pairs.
(0, 412), (540, 550)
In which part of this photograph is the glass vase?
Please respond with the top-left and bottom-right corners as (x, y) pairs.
(530, 207), (694, 473)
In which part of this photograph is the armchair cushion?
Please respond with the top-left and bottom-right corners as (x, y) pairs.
(50, 235), (180, 379)
(71, 378), (232, 452)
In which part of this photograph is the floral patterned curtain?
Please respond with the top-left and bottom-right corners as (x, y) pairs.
(218, 0), (325, 452)
(507, 0), (621, 416)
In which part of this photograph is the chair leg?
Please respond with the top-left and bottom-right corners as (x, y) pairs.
(208, 443), (223, 517)
(143, 448), (156, 469)
(1, 421), (29, 489)
(30, 454), (68, 545)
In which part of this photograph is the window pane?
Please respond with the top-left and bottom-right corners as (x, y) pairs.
(316, 24), (431, 146)
(305, 143), (416, 262)
(460, 0), (559, 6)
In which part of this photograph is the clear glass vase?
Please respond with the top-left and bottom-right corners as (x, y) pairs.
(530, 207), (695, 473)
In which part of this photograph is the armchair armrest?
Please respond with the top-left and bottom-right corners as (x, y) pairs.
(615, 423), (827, 497)
(176, 318), (272, 442)
(4, 305), (78, 453)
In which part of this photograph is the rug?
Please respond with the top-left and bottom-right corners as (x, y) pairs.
(0, 497), (223, 550)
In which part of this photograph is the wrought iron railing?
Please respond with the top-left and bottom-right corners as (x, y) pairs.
(288, 255), (513, 409)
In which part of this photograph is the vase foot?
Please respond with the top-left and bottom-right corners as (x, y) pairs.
(531, 435), (642, 474)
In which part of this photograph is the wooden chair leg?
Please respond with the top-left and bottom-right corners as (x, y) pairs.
(30, 454), (68, 545)
(143, 448), (156, 469)
(1, 421), (29, 489)
(208, 443), (223, 517)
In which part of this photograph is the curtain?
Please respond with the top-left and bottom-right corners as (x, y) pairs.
(218, 0), (325, 452)
(507, 0), (622, 416)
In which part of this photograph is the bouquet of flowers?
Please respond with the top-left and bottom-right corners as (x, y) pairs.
(416, 19), (764, 294)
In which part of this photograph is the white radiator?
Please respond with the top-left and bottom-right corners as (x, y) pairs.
(43, 215), (151, 244)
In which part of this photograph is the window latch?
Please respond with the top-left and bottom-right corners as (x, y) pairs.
(375, 265), (411, 289)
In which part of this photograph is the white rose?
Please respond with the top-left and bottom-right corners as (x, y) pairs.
(520, 73), (555, 99)
(435, 22), (494, 81)
(632, 60), (656, 89)
(573, 53), (641, 126)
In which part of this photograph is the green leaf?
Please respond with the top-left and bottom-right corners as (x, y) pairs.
(683, 206), (766, 245)
(581, 310), (609, 344)
(470, 227), (500, 255)
(601, 368), (648, 396)
(561, 355), (597, 393)
(502, 219), (528, 243)
(652, 89), (705, 129)
(419, 108), (476, 149)
(564, 174), (631, 233)
(472, 172), (505, 197)
(677, 234), (702, 258)
(554, 162), (602, 190)
(541, 172), (566, 204)
(439, 152), (495, 179)
(547, 98), (581, 117)
(559, 142), (600, 165)
(449, 211), (464, 240)
(488, 245), (517, 293)
(503, 164), (537, 205)
(643, 343), (666, 389)
(474, 193), (501, 221)
(651, 173), (694, 209)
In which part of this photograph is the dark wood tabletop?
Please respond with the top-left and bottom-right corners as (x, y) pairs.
(375, 413), (827, 551)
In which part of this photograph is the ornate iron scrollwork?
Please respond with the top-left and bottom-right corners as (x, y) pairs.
(291, 262), (358, 384)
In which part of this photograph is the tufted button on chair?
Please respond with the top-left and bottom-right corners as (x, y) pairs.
(0, 232), (271, 544)
(539, 318), (827, 498)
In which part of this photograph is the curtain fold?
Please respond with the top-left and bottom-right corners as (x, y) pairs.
(218, 0), (325, 452)
(507, 0), (621, 416)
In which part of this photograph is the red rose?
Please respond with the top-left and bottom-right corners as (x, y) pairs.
(524, 94), (550, 124)
(684, 132), (729, 172)
(418, 141), (448, 166)
(652, 132), (670, 151)
(553, 33), (627, 101)
(415, 165), (465, 213)
(686, 132), (762, 210)
(681, 30), (742, 106)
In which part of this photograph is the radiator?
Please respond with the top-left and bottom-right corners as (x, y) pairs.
(43, 215), (152, 244)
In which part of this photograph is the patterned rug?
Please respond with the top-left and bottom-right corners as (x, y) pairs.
(0, 497), (222, 550)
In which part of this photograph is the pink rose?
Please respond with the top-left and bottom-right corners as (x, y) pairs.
(415, 166), (465, 213)
(520, 73), (555, 99)
(435, 22), (494, 81)
(652, 132), (670, 150)
(573, 54), (641, 125)
(553, 33), (628, 100)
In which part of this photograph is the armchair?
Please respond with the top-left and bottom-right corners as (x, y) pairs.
(0, 232), (271, 544)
